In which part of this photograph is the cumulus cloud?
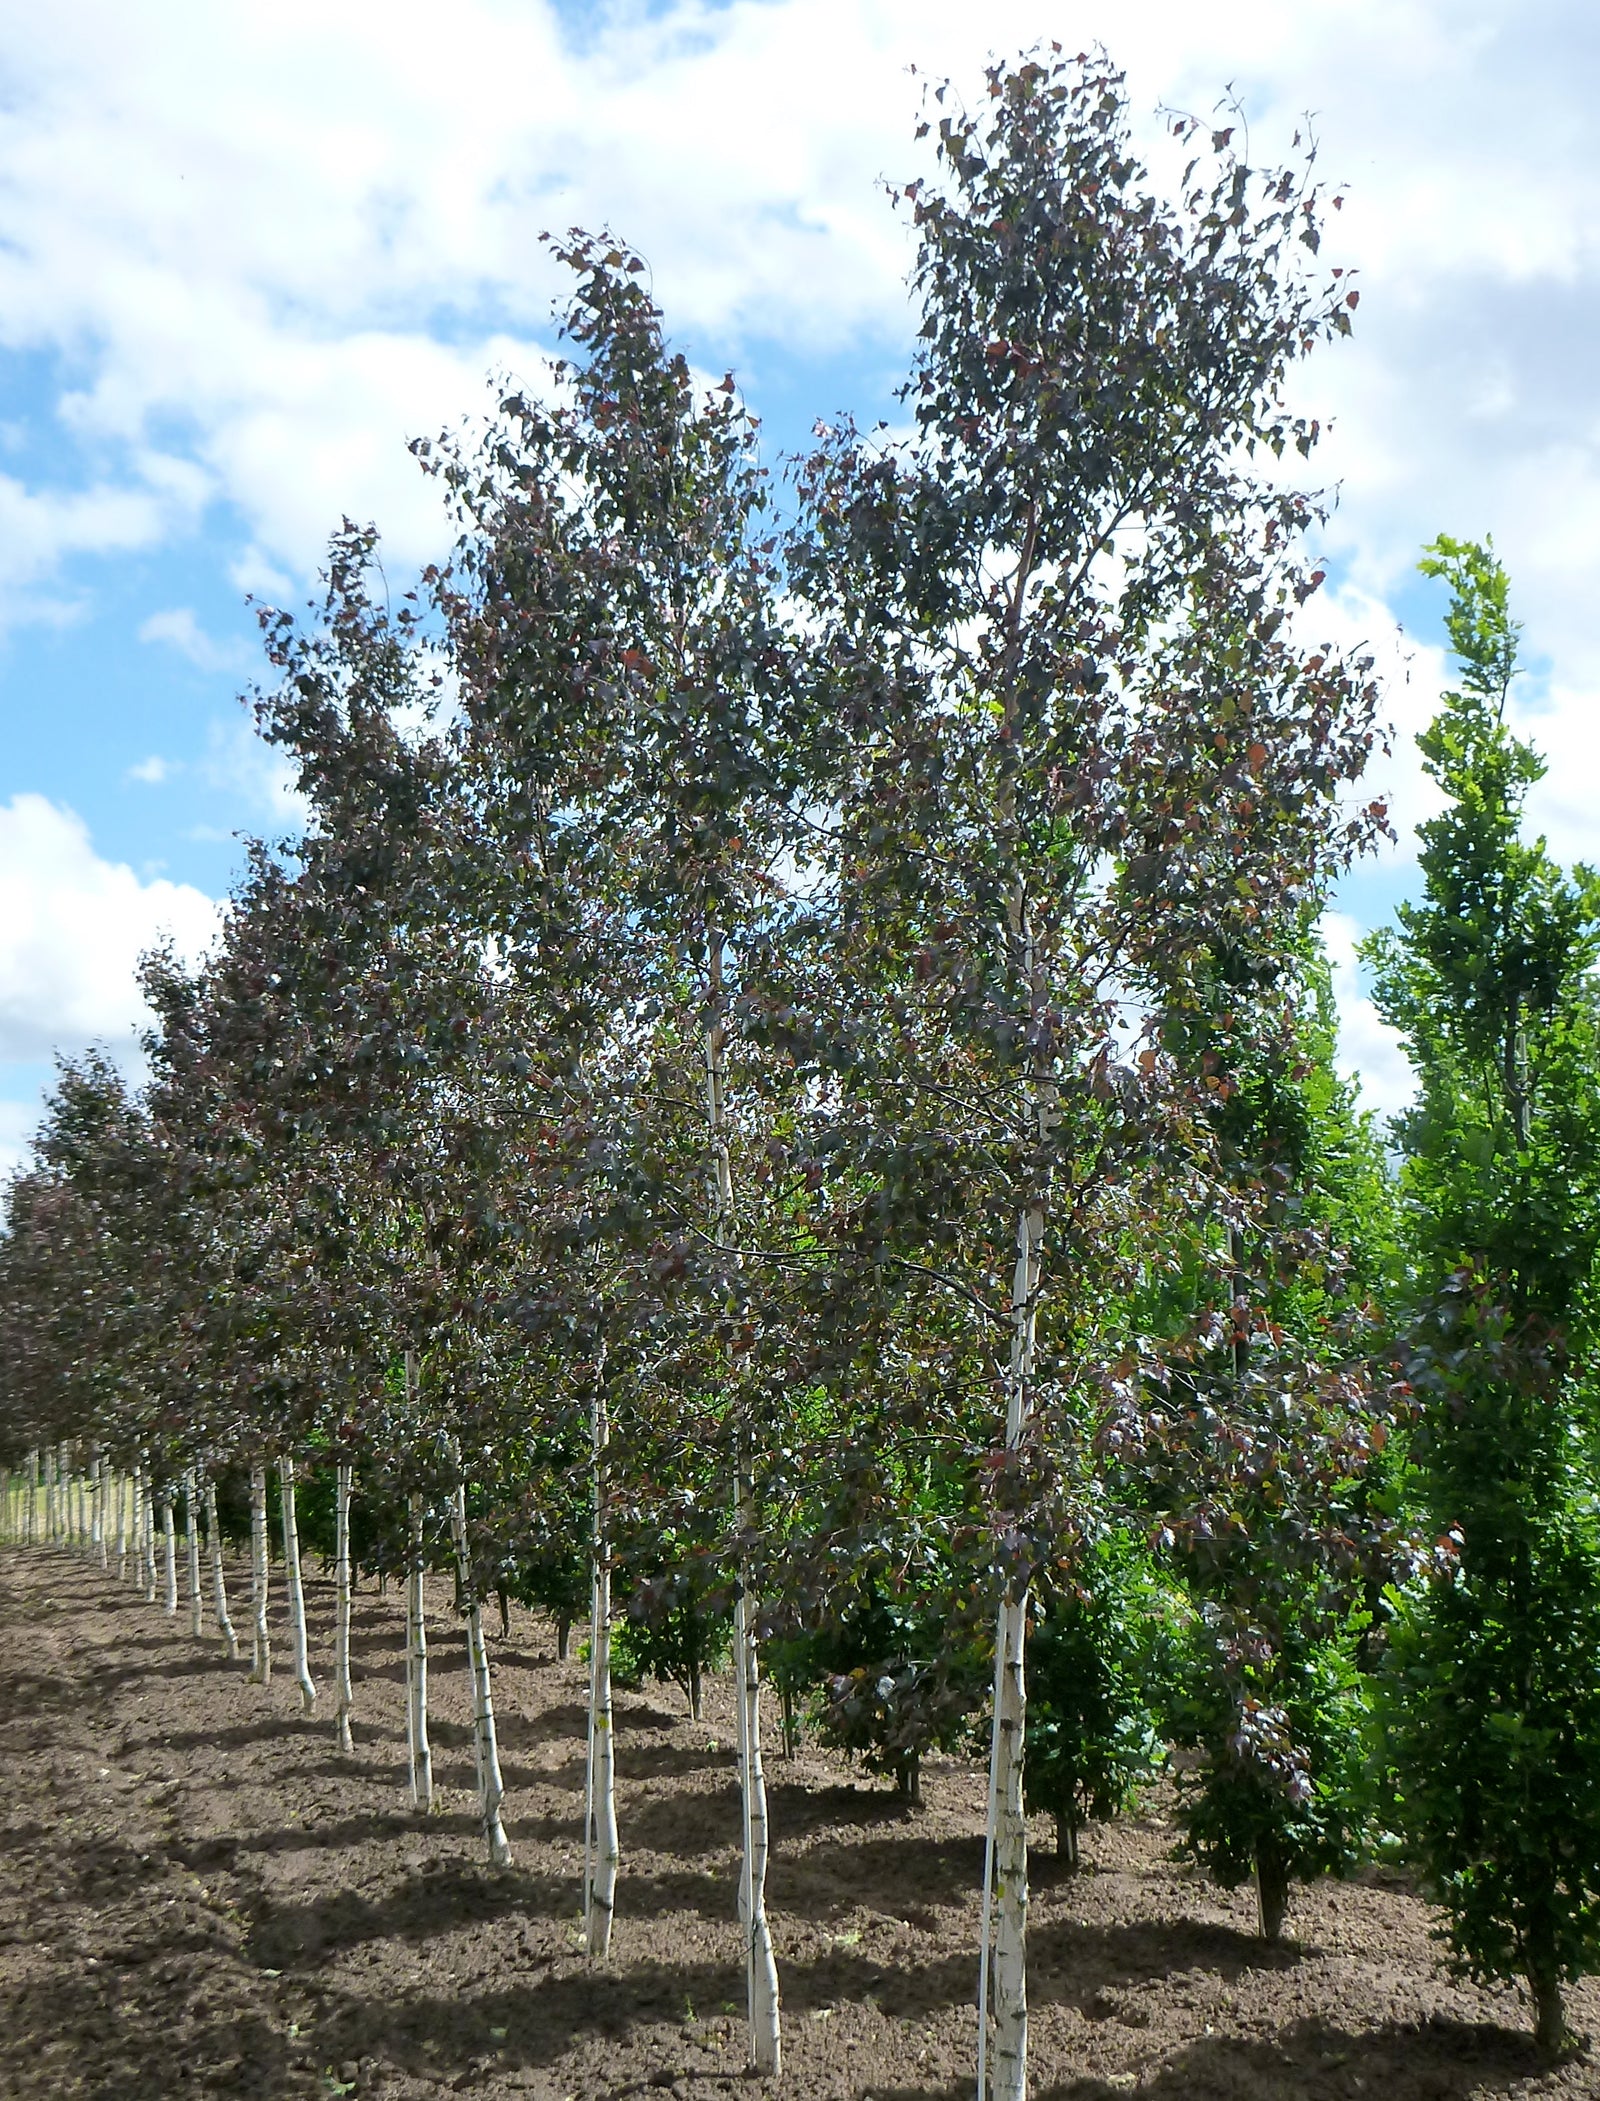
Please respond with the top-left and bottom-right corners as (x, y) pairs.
(0, 0), (1596, 1111)
(1322, 911), (1414, 1123)
(137, 606), (253, 675)
(0, 0), (1596, 660)
(0, 794), (221, 1064)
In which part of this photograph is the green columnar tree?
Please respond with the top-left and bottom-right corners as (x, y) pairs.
(1367, 536), (1600, 2055)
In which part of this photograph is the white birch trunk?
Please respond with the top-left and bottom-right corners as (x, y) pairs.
(183, 1470), (205, 1639)
(249, 1463), (271, 1682)
(139, 1466), (158, 1603)
(333, 1462), (355, 1752)
(449, 1466), (512, 1866)
(705, 928), (780, 2075)
(42, 1447), (54, 1546)
(405, 1490), (433, 1812)
(75, 1455), (86, 1553)
(205, 1476), (239, 1661)
(733, 1513), (780, 2072)
(278, 1455), (317, 1712)
(977, 890), (1047, 2101)
(583, 1367), (619, 1957)
(161, 1494), (179, 1616)
(115, 1468), (128, 1580)
(93, 1453), (107, 1568)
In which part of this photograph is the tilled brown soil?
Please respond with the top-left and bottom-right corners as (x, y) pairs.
(1, 1546), (1596, 2101)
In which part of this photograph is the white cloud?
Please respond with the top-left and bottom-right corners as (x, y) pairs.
(0, 2), (1595, 962)
(0, 794), (222, 1064)
(0, 1098), (38, 1187)
(1323, 910), (1414, 1123)
(126, 755), (170, 785)
(0, 1), (1595, 696)
(138, 606), (252, 675)
(197, 717), (306, 829)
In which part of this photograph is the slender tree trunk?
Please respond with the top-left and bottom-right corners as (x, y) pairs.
(733, 1494), (781, 2072)
(449, 1467), (512, 1867)
(278, 1456), (317, 1712)
(161, 1495), (179, 1616)
(140, 1466), (157, 1603)
(583, 1365), (619, 1958)
(115, 1468), (128, 1581)
(249, 1463), (272, 1683)
(75, 1456), (86, 1553)
(93, 1453), (107, 1568)
(42, 1447), (54, 1546)
(978, 876), (1048, 2101)
(333, 1462), (355, 1752)
(1255, 1838), (1290, 1944)
(204, 1476), (239, 1661)
(705, 928), (781, 2075)
(1531, 1966), (1572, 2057)
(406, 1491), (433, 1812)
(183, 1471), (205, 1639)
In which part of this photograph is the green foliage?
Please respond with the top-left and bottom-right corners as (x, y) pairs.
(1169, 1598), (1373, 1936)
(798, 1575), (988, 1799)
(1023, 1535), (1175, 1863)
(1381, 1292), (1600, 2032)
(612, 1568), (732, 1720)
(1367, 538), (1600, 2051)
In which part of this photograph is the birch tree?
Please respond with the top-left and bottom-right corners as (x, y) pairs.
(424, 238), (814, 2064)
(785, 52), (1382, 2098)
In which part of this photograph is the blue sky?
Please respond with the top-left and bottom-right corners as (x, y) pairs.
(2, 0), (1598, 1172)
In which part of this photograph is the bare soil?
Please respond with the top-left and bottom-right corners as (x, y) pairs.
(1, 1544), (1596, 2101)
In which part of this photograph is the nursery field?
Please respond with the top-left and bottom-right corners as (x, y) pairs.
(0, 1547), (1595, 2101)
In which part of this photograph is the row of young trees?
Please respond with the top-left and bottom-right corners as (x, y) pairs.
(4, 49), (1600, 2090)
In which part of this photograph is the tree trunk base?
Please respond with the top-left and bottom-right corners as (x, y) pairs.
(1532, 1971), (1580, 2059)
(1255, 1842), (1290, 1944)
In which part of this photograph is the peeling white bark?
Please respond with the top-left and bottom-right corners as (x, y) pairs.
(405, 1491), (433, 1812)
(449, 1464), (512, 1867)
(161, 1494), (179, 1616)
(278, 1455), (318, 1712)
(93, 1453), (107, 1569)
(733, 1527), (781, 2074)
(205, 1476), (239, 1661)
(977, 897), (1047, 2101)
(333, 1462), (355, 1752)
(583, 1367), (618, 1958)
(139, 1465), (158, 1603)
(705, 929), (781, 2076)
(249, 1463), (272, 1683)
(183, 1471), (205, 1639)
